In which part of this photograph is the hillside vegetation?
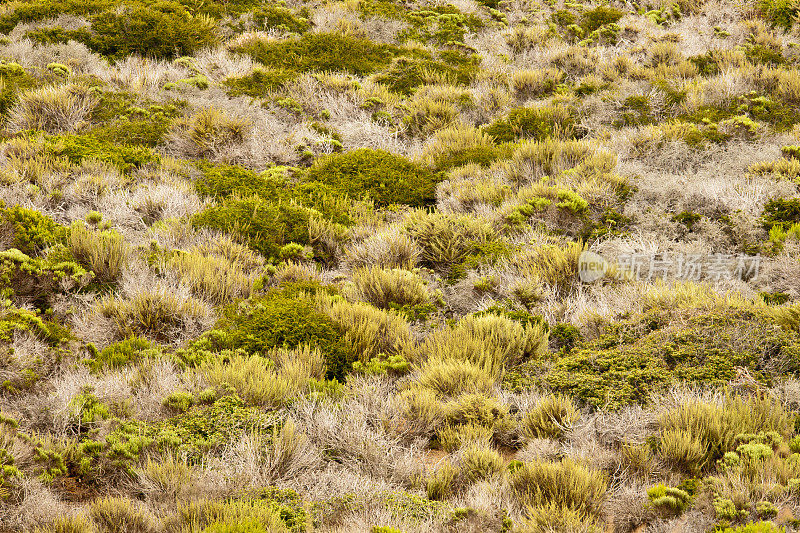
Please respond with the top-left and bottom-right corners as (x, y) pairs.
(0, 0), (800, 531)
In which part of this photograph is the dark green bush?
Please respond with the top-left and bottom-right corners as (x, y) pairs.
(400, 6), (484, 45)
(303, 148), (442, 207)
(484, 106), (577, 143)
(194, 163), (288, 200)
(233, 32), (402, 76)
(761, 198), (800, 230)
(87, 91), (185, 147)
(0, 62), (37, 119)
(544, 309), (800, 409)
(581, 6), (624, 33)
(216, 288), (354, 380)
(223, 67), (298, 98)
(374, 54), (480, 95)
(87, 2), (220, 59)
(192, 196), (316, 259)
(45, 134), (159, 172)
(0, 0), (112, 34)
(756, 0), (800, 29)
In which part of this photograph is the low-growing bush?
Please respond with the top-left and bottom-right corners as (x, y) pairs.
(304, 149), (442, 208)
(192, 197), (316, 260)
(213, 288), (353, 380)
(0, 204), (66, 256)
(87, 3), (219, 59)
(232, 32), (402, 76)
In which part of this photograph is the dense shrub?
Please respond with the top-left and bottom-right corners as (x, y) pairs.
(88, 3), (220, 59)
(374, 54), (481, 95)
(233, 32), (402, 76)
(252, 5), (311, 33)
(214, 287), (354, 380)
(192, 197), (316, 260)
(194, 163), (288, 200)
(0, 204), (66, 256)
(761, 198), (800, 230)
(46, 134), (159, 172)
(304, 149), (441, 207)
(223, 67), (298, 98)
(545, 308), (800, 408)
(85, 336), (153, 373)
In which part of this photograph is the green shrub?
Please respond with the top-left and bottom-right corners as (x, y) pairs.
(374, 53), (480, 95)
(0, 248), (88, 309)
(214, 288), (353, 380)
(87, 3), (220, 59)
(0, 62), (37, 119)
(223, 67), (298, 98)
(163, 391), (194, 413)
(757, 0), (800, 29)
(86, 92), (184, 147)
(252, 5), (311, 33)
(0, 0), (111, 34)
(194, 163), (289, 200)
(580, 6), (624, 33)
(546, 308), (800, 408)
(647, 483), (691, 516)
(304, 149), (441, 207)
(233, 32), (402, 76)
(192, 197), (316, 260)
(0, 204), (66, 256)
(85, 336), (153, 373)
(762, 198), (800, 230)
(46, 134), (159, 173)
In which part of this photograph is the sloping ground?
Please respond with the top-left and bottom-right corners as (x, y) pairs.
(0, 0), (799, 531)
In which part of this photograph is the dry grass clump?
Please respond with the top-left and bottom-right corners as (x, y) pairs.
(420, 313), (548, 377)
(167, 250), (255, 305)
(200, 352), (297, 407)
(505, 240), (587, 296)
(167, 107), (250, 160)
(403, 210), (494, 272)
(88, 496), (156, 533)
(509, 458), (608, 523)
(8, 83), (98, 134)
(345, 225), (421, 270)
(68, 222), (127, 284)
(94, 278), (214, 344)
(657, 394), (793, 473)
(317, 294), (414, 363)
(416, 358), (496, 397)
(349, 266), (430, 309)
